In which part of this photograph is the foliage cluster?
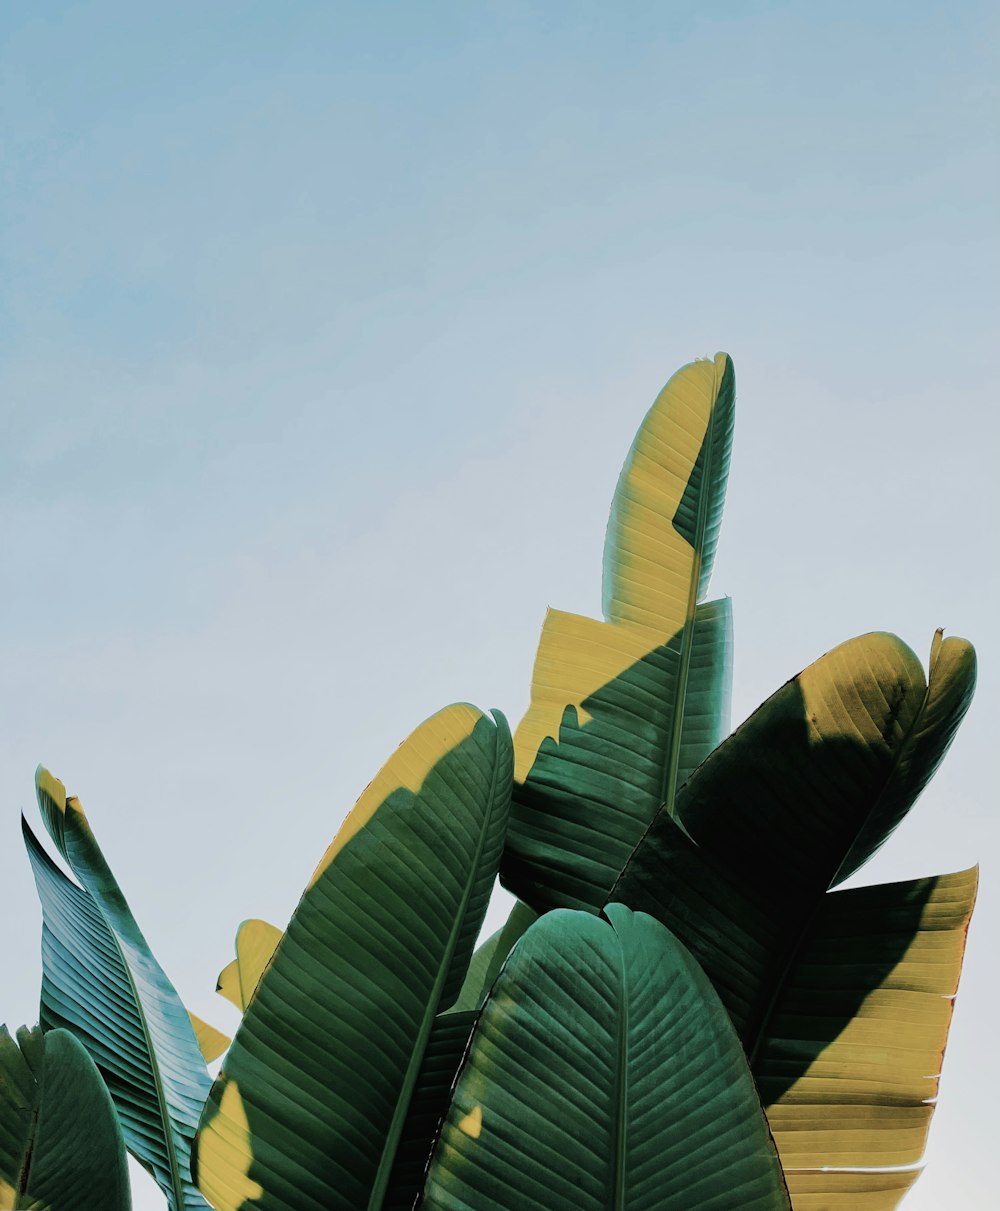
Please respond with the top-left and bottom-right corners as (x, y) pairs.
(0, 353), (977, 1211)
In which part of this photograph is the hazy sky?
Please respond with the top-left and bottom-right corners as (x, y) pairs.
(2, 3), (997, 1208)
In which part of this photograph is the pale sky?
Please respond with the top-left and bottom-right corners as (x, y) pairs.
(2, 3), (997, 1208)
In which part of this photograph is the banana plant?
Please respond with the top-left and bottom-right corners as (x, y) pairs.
(191, 705), (802, 1211)
(495, 355), (978, 1206)
(10, 351), (978, 1211)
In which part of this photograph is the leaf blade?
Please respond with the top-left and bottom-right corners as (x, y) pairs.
(423, 904), (789, 1211)
(194, 704), (513, 1211)
(759, 868), (977, 1184)
(609, 633), (979, 1199)
(215, 919), (283, 1013)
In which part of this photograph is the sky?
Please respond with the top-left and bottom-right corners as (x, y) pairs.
(1, 2), (998, 1207)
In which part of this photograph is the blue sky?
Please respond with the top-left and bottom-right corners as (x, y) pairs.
(2, 3), (997, 1207)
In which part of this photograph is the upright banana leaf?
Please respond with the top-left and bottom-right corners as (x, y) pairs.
(25, 770), (212, 1211)
(503, 353), (735, 915)
(611, 631), (977, 1204)
(0, 1025), (131, 1211)
(193, 703), (513, 1211)
(423, 904), (790, 1211)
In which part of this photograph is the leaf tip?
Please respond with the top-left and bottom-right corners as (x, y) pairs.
(35, 765), (67, 813)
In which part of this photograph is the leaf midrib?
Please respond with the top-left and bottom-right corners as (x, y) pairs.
(13, 1077), (39, 1210)
(610, 930), (628, 1211)
(659, 357), (723, 819)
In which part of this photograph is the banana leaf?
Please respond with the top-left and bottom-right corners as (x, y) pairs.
(423, 903), (790, 1210)
(193, 703), (512, 1211)
(0, 1025), (131, 1211)
(25, 770), (212, 1211)
(504, 353), (736, 914)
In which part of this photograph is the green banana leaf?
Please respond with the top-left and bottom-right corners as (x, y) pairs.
(423, 903), (790, 1211)
(0, 1025), (131, 1211)
(193, 703), (513, 1211)
(24, 770), (212, 1211)
(503, 353), (736, 915)
(833, 628), (977, 883)
(602, 352), (734, 629)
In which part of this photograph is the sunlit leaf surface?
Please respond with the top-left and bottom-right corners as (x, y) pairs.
(215, 918), (283, 1013)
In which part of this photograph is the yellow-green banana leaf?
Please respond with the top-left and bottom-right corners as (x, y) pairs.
(761, 868), (976, 1208)
(189, 1014), (230, 1064)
